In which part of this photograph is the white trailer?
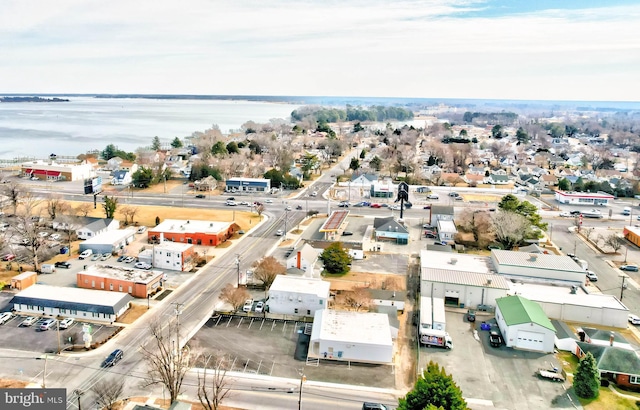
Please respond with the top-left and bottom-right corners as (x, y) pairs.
(420, 296), (446, 332)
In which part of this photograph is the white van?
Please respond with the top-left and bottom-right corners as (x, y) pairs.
(622, 207), (632, 216)
(79, 249), (93, 259)
(41, 264), (56, 274)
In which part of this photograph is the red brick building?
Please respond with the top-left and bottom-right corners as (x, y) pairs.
(148, 219), (240, 246)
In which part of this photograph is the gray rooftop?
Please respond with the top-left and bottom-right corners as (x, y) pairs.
(491, 249), (585, 272)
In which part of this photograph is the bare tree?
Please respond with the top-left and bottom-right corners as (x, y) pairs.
(197, 354), (232, 410)
(91, 377), (124, 410)
(343, 287), (372, 312)
(491, 211), (530, 250)
(45, 195), (71, 220)
(141, 321), (192, 404)
(75, 202), (93, 217)
(604, 234), (624, 253)
(119, 205), (139, 226)
(252, 256), (286, 289)
(458, 210), (493, 244)
(2, 181), (22, 214)
(219, 284), (250, 311)
(582, 227), (595, 242)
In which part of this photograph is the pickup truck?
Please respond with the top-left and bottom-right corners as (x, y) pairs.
(489, 331), (503, 347)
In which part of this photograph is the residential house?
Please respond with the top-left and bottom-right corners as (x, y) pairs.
(286, 243), (319, 277)
(486, 173), (511, 185)
(463, 173), (485, 186)
(65, 217), (120, 240)
(350, 173), (378, 188)
(106, 157), (123, 171)
(429, 204), (454, 226)
(111, 170), (132, 186)
(539, 174), (558, 187)
(467, 165), (486, 175)
(575, 342), (640, 391)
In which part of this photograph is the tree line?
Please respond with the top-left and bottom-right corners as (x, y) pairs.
(291, 105), (414, 123)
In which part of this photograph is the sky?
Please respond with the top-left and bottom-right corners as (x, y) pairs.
(1, 0), (639, 102)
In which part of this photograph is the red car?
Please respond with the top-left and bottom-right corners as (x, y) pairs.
(2, 254), (15, 261)
(370, 203), (382, 208)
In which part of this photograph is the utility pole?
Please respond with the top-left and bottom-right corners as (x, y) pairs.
(235, 254), (241, 286)
(56, 319), (61, 354)
(173, 303), (183, 349)
(621, 275), (627, 300)
(42, 354), (47, 388)
(298, 371), (306, 410)
(74, 389), (83, 410)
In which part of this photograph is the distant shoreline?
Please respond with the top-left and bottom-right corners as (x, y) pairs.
(0, 96), (69, 103)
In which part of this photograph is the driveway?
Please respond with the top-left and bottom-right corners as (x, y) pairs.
(418, 310), (576, 410)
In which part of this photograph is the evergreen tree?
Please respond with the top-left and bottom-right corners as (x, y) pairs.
(319, 243), (351, 274)
(574, 352), (600, 399)
(349, 157), (360, 171)
(558, 178), (571, 191)
(151, 136), (161, 150)
(398, 361), (468, 410)
(171, 137), (183, 148)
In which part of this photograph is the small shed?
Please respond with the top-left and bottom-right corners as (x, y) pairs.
(11, 271), (38, 290)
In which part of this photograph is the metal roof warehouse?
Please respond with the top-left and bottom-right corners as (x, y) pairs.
(10, 284), (133, 323)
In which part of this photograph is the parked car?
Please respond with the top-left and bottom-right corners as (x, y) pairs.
(20, 317), (37, 327)
(37, 231), (49, 238)
(134, 262), (151, 269)
(427, 193), (439, 199)
(275, 229), (284, 236)
(586, 271), (598, 281)
(101, 253), (112, 261)
(489, 331), (503, 347)
(137, 226), (147, 233)
(255, 301), (265, 313)
(0, 312), (13, 325)
(370, 203), (382, 208)
(362, 403), (387, 410)
(466, 309), (476, 322)
(454, 196), (464, 201)
(54, 261), (71, 269)
(102, 349), (124, 367)
(91, 253), (101, 261)
(79, 249), (93, 259)
(39, 318), (56, 331)
(237, 230), (245, 235)
(59, 318), (74, 329)
(117, 255), (126, 262)
(559, 212), (571, 217)
(242, 299), (254, 312)
(285, 205), (292, 211)
(629, 314), (640, 325)
(620, 264), (639, 272)
(337, 202), (349, 207)
(265, 199), (273, 203)
(124, 256), (136, 263)
(49, 233), (61, 241)
(342, 231), (353, 236)
(2, 254), (15, 261)
(448, 192), (459, 197)
(310, 191), (317, 197)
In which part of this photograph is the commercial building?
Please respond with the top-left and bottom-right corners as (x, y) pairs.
(554, 190), (614, 206)
(491, 250), (586, 284)
(149, 219), (239, 246)
(374, 217), (409, 244)
(267, 276), (330, 317)
(77, 264), (163, 298)
(225, 177), (271, 192)
(21, 160), (94, 182)
(495, 295), (556, 353)
(510, 282), (629, 329)
(151, 242), (195, 271)
(420, 250), (510, 309)
(309, 309), (393, 365)
(79, 228), (136, 254)
(10, 284), (133, 323)
(318, 211), (350, 241)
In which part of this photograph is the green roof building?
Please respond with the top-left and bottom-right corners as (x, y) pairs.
(495, 295), (556, 353)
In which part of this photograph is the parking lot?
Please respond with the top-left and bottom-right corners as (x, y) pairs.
(189, 313), (395, 388)
(0, 294), (117, 353)
(418, 310), (577, 410)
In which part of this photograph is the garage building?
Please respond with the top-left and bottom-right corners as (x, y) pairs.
(495, 295), (556, 353)
(309, 309), (393, 364)
(79, 228), (136, 255)
(10, 284), (132, 323)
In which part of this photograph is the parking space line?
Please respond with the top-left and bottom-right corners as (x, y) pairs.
(236, 317), (244, 328)
(271, 320), (277, 331)
(225, 316), (233, 327)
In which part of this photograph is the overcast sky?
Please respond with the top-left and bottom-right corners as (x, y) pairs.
(1, 0), (639, 102)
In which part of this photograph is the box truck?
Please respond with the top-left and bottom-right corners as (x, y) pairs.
(420, 328), (453, 349)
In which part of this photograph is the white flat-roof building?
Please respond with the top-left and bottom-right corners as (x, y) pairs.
(309, 309), (393, 364)
(420, 250), (510, 309)
(510, 282), (629, 329)
(267, 276), (330, 317)
(10, 284), (132, 323)
(79, 228), (136, 254)
(21, 161), (94, 182)
(491, 250), (587, 284)
(555, 190), (614, 206)
(152, 242), (195, 271)
(436, 219), (458, 241)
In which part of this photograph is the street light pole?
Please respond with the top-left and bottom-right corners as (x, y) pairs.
(298, 372), (306, 410)
(621, 275), (627, 300)
(235, 254), (240, 286)
(74, 389), (84, 410)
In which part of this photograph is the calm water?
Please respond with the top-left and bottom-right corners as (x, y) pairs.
(0, 97), (301, 160)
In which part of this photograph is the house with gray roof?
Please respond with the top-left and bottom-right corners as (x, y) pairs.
(576, 342), (640, 391)
(491, 250), (587, 284)
(373, 217), (409, 244)
(350, 173), (378, 187)
(52, 216), (120, 240)
(10, 284), (132, 323)
(486, 173), (511, 185)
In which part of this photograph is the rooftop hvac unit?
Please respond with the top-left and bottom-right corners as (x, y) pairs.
(486, 278), (492, 285)
(529, 254), (538, 261)
(450, 258), (457, 265)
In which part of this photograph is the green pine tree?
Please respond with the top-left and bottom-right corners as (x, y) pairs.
(573, 352), (600, 399)
(398, 361), (468, 410)
(319, 243), (351, 274)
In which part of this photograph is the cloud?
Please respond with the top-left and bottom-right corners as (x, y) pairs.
(0, 0), (639, 101)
